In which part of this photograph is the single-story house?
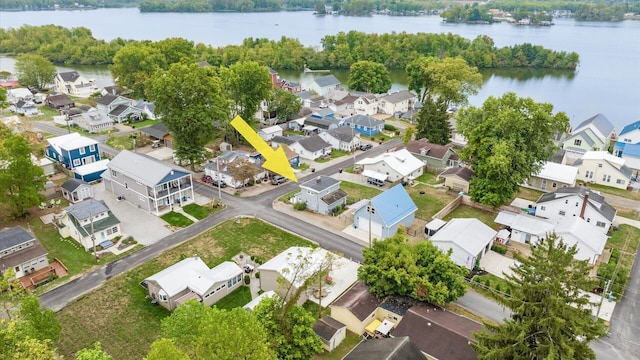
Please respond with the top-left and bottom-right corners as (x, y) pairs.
(343, 336), (424, 360)
(45, 93), (75, 110)
(525, 161), (578, 191)
(293, 175), (348, 215)
(429, 218), (496, 270)
(352, 184), (417, 240)
(494, 211), (555, 245)
(57, 199), (122, 251)
(343, 114), (384, 137)
(356, 149), (424, 183)
(140, 122), (173, 148)
(330, 281), (381, 335)
(303, 116), (341, 134)
(144, 257), (244, 312)
(318, 126), (361, 152)
(313, 316), (347, 352)
(309, 75), (341, 97)
(10, 100), (39, 116)
(258, 125), (284, 141)
(73, 159), (110, 183)
(288, 135), (333, 161)
(437, 167), (474, 193)
(404, 139), (459, 171)
(61, 178), (94, 204)
(70, 109), (115, 134)
(281, 145), (300, 168)
(0, 226), (49, 280)
(6, 88), (33, 103)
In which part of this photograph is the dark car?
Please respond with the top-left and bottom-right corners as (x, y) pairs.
(201, 175), (213, 183)
(243, 264), (254, 273)
(271, 175), (287, 185)
(212, 179), (227, 188)
(360, 144), (373, 151)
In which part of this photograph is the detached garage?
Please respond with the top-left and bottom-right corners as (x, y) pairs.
(430, 218), (496, 270)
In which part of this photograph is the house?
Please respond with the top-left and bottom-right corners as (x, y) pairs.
(282, 145), (300, 168)
(271, 135), (303, 148)
(429, 218), (497, 270)
(553, 217), (608, 264)
(289, 135), (333, 160)
(352, 184), (417, 240)
(437, 167), (474, 193)
(70, 109), (115, 134)
(613, 119), (640, 157)
(45, 133), (100, 170)
(61, 178), (94, 203)
(392, 305), (482, 360)
(535, 186), (616, 234)
(95, 94), (138, 123)
(45, 93), (75, 110)
(356, 149), (424, 183)
(101, 85), (124, 96)
(140, 122), (173, 148)
(318, 126), (361, 152)
(6, 88), (33, 103)
(304, 95), (326, 108)
(0, 226), (49, 279)
(343, 336), (424, 360)
(303, 116), (341, 134)
(293, 175), (348, 215)
(525, 161), (578, 191)
(353, 93), (378, 116)
(494, 211), (556, 245)
(10, 100), (39, 116)
(330, 281), (381, 335)
(57, 199), (121, 251)
(573, 151), (632, 189)
(329, 95), (357, 113)
(449, 116), (468, 147)
(313, 316), (347, 352)
(404, 139), (459, 171)
(53, 71), (95, 96)
(377, 90), (416, 115)
(73, 159), (110, 183)
(204, 150), (267, 188)
(258, 125), (283, 141)
(143, 257), (244, 312)
(130, 100), (157, 120)
(343, 114), (384, 136)
(562, 113), (615, 161)
(309, 75), (341, 97)
(257, 246), (360, 306)
(101, 150), (195, 215)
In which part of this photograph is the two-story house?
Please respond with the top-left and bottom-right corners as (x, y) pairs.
(0, 226), (49, 279)
(101, 150), (195, 215)
(319, 126), (361, 152)
(377, 90), (416, 115)
(613, 119), (640, 177)
(403, 139), (459, 172)
(309, 75), (341, 97)
(293, 176), (348, 215)
(356, 149), (424, 183)
(70, 109), (115, 134)
(352, 92), (378, 116)
(58, 199), (122, 251)
(562, 113), (615, 163)
(535, 186), (616, 234)
(45, 133), (100, 170)
(342, 114), (384, 137)
(573, 151), (632, 189)
(53, 71), (95, 96)
(95, 94), (138, 123)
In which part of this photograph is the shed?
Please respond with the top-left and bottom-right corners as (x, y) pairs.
(313, 316), (347, 352)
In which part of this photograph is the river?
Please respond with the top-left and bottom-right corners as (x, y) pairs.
(1, 8), (638, 130)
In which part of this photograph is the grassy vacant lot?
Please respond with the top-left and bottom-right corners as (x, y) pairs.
(105, 132), (153, 151)
(160, 211), (193, 227)
(182, 203), (218, 220)
(55, 218), (314, 359)
(443, 205), (498, 228)
(405, 183), (456, 220)
(340, 181), (383, 205)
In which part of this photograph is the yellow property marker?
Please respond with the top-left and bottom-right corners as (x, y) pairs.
(230, 115), (298, 182)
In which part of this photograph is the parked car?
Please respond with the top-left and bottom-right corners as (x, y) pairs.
(271, 175), (287, 185)
(243, 264), (254, 273)
(201, 175), (213, 183)
(212, 179), (227, 188)
(360, 144), (373, 151)
(367, 177), (384, 187)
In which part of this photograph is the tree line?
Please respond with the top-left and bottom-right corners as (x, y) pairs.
(0, 0), (137, 10)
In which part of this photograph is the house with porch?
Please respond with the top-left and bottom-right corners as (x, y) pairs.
(0, 226), (49, 280)
(293, 176), (348, 215)
(429, 218), (496, 270)
(101, 150), (195, 215)
(53, 71), (95, 96)
(573, 151), (632, 190)
(309, 75), (341, 97)
(355, 149), (424, 184)
(70, 109), (115, 134)
(45, 93), (75, 110)
(204, 150), (268, 188)
(352, 184), (417, 240)
(57, 199), (122, 251)
(404, 139), (459, 172)
(143, 257), (244, 312)
(95, 94), (139, 123)
(377, 90), (416, 115)
(289, 135), (333, 160)
(525, 161), (578, 191)
(319, 126), (361, 152)
(61, 178), (94, 204)
(342, 114), (384, 136)
(45, 133), (100, 170)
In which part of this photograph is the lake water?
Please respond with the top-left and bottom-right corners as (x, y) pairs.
(1, 8), (638, 130)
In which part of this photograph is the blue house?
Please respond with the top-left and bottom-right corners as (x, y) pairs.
(73, 159), (110, 183)
(46, 133), (100, 170)
(352, 184), (417, 240)
(343, 114), (384, 136)
(613, 119), (640, 157)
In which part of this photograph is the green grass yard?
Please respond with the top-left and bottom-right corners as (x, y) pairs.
(443, 205), (498, 228)
(161, 211), (194, 227)
(315, 149), (351, 163)
(605, 224), (640, 272)
(314, 331), (362, 360)
(182, 203), (219, 220)
(340, 181), (382, 205)
(213, 286), (252, 310)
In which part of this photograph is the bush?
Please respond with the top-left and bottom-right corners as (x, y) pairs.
(484, 278), (491, 288)
(492, 244), (507, 254)
(394, 129), (401, 135)
(494, 283), (502, 294)
(384, 124), (396, 131)
(255, 271), (260, 279)
(244, 275), (250, 285)
(293, 202), (307, 211)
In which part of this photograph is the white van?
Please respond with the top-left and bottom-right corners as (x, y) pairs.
(367, 177), (384, 187)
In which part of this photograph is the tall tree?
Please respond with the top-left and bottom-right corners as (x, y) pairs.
(145, 62), (229, 170)
(0, 131), (46, 218)
(415, 96), (452, 145)
(358, 232), (467, 305)
(226, 158), (262, 187)
(0, 88), (7, 110)
(347, 60), (392, 94)
(402, 125), (415, 145)
(457, 92), (569, 206)
(221, 61), (272, 124)
(406, 56), (483, 106)
(267, 88), (302, 123)
(110, 42), (166, 98)
(0, 321), (59, 360)
(156, 38), (195, 66)
(473, 233), (606, 359)
(14, 54), (56, 90)
(17, 296), (61, 343)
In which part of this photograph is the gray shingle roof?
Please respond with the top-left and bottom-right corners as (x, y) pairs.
(406, 139), (453, 160)
(296, 91), (314, 100)
(327, 126), (356, 142)
(312, 316), (345, 342)
(140, 122), (169, 139)
(313, 74), (340, 88)
(345, 114), (383, 128)
(59, 71), (80, 82)
(297, 135), (331, 152)
(321, 189), (348, 205)
(61, 178), (89, 192)
(574, 113), (614, 139)
(379, 90), (415, 104)
(344, 337), (424, 360)
(300, 175), (339, 192)
(0, 226), (34, 252)
(107, 150), (188, 186)
(64, 199), (110, 221)
(271, 135), (298, 146)
(331, 281), (380, 321)
(536, 186), (617, 221)
(439, 167), (473, 182)
(96, 94), (118, 106)
(0, 241), (48, 269)
(305, 117), (334, 130)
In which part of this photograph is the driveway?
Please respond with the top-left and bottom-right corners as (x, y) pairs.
(93, 182), (172, 245)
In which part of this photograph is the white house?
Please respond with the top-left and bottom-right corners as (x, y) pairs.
(535, 186), (616, 234)
(494, 211), (556, 245)
(355, 148), (424, 183)
(377, 90), (416, 115)
(60, 178), (94, 204)
(144, 257), (244, 312)
(553, 217), (608, 264)
(289, 135), (333, 160)
(353, 93), (378, 116)
(6, 88), (33, 103)
(70, 109), (115, 134)
(573, 151), (632, 189)
(53, 71), (96, 96)
(57, 199), (122, 251)
(258, 125), (284, 141)
(429, 218), (496, 270)
(318, 126), (361, 152)
(293, 175), (348, 215)
(525, 161), (578, 191)
(309, 75), (341, 97)
(204, 150), (267, 188)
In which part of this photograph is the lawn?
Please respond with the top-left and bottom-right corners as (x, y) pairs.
(213, 286), (252, 310)
(105, 132), (153, 151)
(182, 203), (219, 220)
(340, 181), (382, 205)
(278, 189), (299, 203)
(415, 172), (442, 185)
(443, 205), (498, 228)
(27, 106), (60, 121)
(513, 187), (544, 202)
(302, 300), (330, 321)
(315, 149), (351, 163)
(127, 119), (158, 128)
(55, 218), (314, 359)
(470, 273), (512, 301)
(315, 331), (362, 360)
(160, 211), (194, 227)
(405, 183), (456, 220)
(605, 224), (640, 272)
(586, 183), (640, 202)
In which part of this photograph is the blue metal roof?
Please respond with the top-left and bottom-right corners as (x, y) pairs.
(618, 120), (640, 136)
(620, 142), (640, 158)
(371, 184), (417, 227)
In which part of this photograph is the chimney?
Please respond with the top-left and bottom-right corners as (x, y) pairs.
(579, 192), (589, 219)
(316, 176), (321, 183)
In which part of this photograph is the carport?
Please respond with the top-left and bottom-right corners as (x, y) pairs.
(362, 169), (387, 182)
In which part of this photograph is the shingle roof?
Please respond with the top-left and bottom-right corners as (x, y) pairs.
(64, 198), (110, 221)
(343, 336), (424, 360)
(344, 114), (383, 128)
(573, 113), (614, 140)
(58, 71), (80, 82)
(331, 281), (380, 321)
(334, 95), (358, 106)
(297, 91), (314, 100)
(96, 94), (119, 105)
(271, 135), (298, 146)
(439, 167), (474, 182)
(297, 135), (332, 152)
(109, 104), (130, 116)
(105, 150), (188, 186)
(405, 138), (453, 160)
(300, 175), (340, 192)
(47, 133), (98, 153)
(327, 126), (356, 142)
(430, 218), (497, 255)
(0, 226), (34, 252)
(369, 184), (417, 227)
(46, 93), (74, 107)
(305, 117), (334, 130)
(536, 186), (617, 222)
(313, 316), (346, 342)
(321, 189), (348, 205)
(0, 242), (48, 269)
(140, 122), (169, 139)
(379, 90), (415, 104)
(313, 74), (340, 88)
(61, 178), (89, 192)
(72, 110), (113, 126)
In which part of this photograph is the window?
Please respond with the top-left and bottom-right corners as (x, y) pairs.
(111, 170), (118, 177)
(73, 159), (81, 166)
(552, 182), (557, 188)
(89, 144), (95, 152)
(540, 206), (546, 211)
(125, 182), (128, 189)
(602, 175), (611, 182)
(574, 139), (582, 146)
(625, 138), (632, 143)
(617, 179), (625, 184)
(596, 221), (606, 228)
(79, 147), (86, 155)
(559, 210), (566, 216)
(228, 280), (233, 287)
(598, 163), (603, 168)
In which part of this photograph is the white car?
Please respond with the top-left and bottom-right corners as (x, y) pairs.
(243, 264), (254, 273)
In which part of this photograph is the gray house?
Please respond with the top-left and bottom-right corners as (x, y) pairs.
(404, 139), (459, 172)
(293, 176), (347, 215)
(70, 109), (115, 134)
(61, 178), (94, 204)
(0, 226), (49, 280)
(101, 150), (194, 215)
(309, 75), (341, 97)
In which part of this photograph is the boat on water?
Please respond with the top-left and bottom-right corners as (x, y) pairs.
(303, 64), (331, 73)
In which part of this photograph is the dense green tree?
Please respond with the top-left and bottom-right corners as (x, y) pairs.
(314, 1), (326, 14)
(110, 42), (166, 98)
(473, 233), (606, 359)
(75, 342), (113, 360)
(347, 60), (392, 94)
(221, 61), (272, 124)
(145, 338), (189, 360)
(0, 131), (46, 218)
(358, 232), (467, 305)
(158, 300), (275, 360)
(406, 56), (483, 106)
(145, 62), (229, 169)
(457, 92), (568, 206)
(267, 88), (303, 122)
(0, 88), (7, 111)
(402, 125), (415, 145)
(415, 96), (451, 145)
(0, 320), (59, 360)
(0, 268), (23, 319)
(14, 54), (56, 90)
(17, 296), (61, 343)
(156, 38), (195, 65)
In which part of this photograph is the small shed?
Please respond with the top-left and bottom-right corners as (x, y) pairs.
(425, 218), (447, 237)
(313, 316), (347, 352)
(61, 178), (94, 204)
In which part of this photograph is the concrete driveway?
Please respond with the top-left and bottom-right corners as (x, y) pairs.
(480, 250), (518, 279)
(93, 182), (172, 245)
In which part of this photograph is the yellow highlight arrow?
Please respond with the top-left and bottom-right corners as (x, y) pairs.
(230, 116), (298, 182)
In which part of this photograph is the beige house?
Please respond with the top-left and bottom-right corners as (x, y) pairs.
(57, 199), (122, 251)
(377, 90), (416, 115)
(437, 167), (474, 193)
(329, 281), (381, 335)
(525, 161), (578, 191)
(53, 71), (95, 96)
(573, 151), (632, 190)
(144, 257), (244, 311)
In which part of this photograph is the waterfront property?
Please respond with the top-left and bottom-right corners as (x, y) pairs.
(356, 149), (424, 183)
(53, 70), (95, 97)
(573, 151), (632, 190)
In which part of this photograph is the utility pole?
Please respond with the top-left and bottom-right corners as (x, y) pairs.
(596, 233), (629, 320)
(367, 200), (374, 248)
